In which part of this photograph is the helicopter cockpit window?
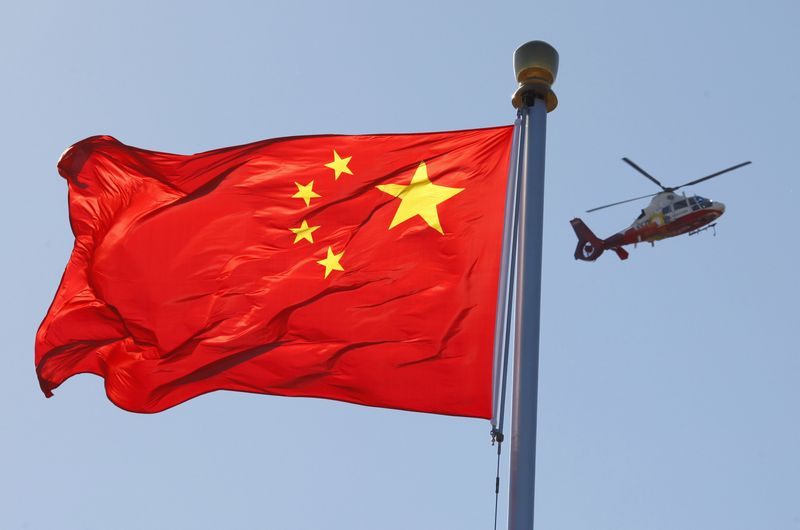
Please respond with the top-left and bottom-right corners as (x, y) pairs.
(674, 199), (688, 210)
(695, 196), (712, 208)
(688, 197), (697, 205)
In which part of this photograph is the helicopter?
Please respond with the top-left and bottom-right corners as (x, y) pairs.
(570, 157), (751, 261)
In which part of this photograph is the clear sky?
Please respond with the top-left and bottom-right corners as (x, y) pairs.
(2, 1), (798, 529)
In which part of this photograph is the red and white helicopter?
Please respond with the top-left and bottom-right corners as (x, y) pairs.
(571, 157), (751, 261)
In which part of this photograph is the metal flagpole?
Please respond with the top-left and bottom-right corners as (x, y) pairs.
(507, 40), (559, 530)
(491, 117), (522, 433)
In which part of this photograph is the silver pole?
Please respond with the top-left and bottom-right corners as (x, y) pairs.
(507, 41), (558, 530)
(491, 118), (522, 431)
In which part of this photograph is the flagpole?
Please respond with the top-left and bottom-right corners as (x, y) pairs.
(507, 40), (558, 530)
(491, 117), (522, 433)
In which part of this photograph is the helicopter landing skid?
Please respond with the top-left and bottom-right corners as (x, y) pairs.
(688, 223), (717, 237)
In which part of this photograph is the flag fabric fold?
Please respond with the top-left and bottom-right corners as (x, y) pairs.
(36, 126), (513, 417)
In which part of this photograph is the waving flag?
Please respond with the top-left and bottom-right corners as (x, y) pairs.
(36, 126), (513, 417)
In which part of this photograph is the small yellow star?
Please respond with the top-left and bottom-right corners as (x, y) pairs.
(376, 161), (464, 234)
(289, 219), (320, 244)
(317, 246), (345, 278)
(292, 180), (321, 207)
(324, 150), (353, 180)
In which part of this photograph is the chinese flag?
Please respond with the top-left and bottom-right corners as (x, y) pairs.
(36, 126), (513, 417)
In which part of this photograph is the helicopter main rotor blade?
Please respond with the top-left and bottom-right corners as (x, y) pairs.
(622, 157), (667, 190)
(672, 161), (752, 190)
(586, 192), (660, 213)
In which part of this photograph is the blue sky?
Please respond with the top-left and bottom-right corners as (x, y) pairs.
(2, 1), (798, 529)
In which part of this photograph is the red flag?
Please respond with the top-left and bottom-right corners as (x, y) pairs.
(36, 126), (513, 417)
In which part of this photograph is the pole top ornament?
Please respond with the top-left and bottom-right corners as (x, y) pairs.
(512, 40), (558, 111)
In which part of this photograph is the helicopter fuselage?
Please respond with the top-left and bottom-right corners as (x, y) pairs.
(605, 191), (725, 248)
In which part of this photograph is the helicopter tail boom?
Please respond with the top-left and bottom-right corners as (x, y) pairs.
(570, 218), (629, 261)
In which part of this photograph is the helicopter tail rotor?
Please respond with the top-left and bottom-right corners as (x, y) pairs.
(570, 218), (629, 261)
(570, 218), (606, 261)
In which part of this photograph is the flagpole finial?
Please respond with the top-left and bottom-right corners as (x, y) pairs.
(512, 40), (559, 111)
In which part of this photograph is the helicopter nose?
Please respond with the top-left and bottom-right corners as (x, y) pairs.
(712, 201), (725, 214)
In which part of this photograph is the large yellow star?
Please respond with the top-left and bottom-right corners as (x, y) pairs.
(325, 150), (353, 180)
(317, 246), (345, 278)
(289, 219), (320, 244)
(292, 180), (321, 207)
(376, 161), (464, 234)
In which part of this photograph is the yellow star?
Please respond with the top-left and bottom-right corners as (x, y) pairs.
(317, 246), (345, 278)
(324, 150), (353, 180)
(292, 180), (321, 207)
(289, 219), (320, 244)
(376, 161), (464, 234)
